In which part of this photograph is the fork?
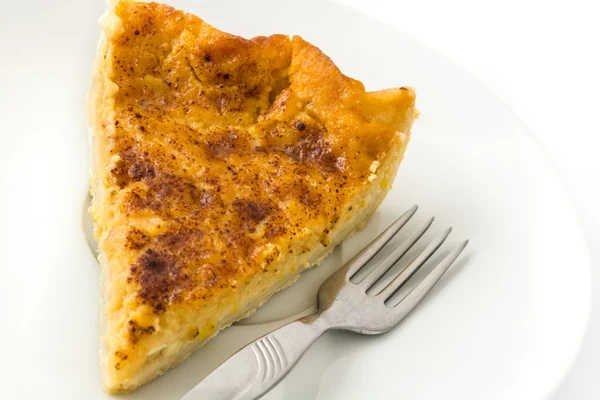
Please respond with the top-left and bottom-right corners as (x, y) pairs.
(182, 205), (468, 400)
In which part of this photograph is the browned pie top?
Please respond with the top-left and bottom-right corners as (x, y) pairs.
(98, 1), (414, 319)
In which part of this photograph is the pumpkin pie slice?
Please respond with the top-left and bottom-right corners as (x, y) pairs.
(87, 0), (416, 392)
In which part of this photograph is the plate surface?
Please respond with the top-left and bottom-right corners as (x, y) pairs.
(0, 0), (590, 399)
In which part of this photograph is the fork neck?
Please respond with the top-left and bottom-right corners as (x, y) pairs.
(297, 312), (333, 334)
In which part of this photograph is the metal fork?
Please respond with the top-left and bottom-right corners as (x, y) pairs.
(182, 205), (468, 400)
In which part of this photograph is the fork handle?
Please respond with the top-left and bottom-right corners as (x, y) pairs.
(182, 314), (327, 400)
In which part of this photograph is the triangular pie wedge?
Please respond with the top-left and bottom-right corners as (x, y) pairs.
(87, 0), (416, 392)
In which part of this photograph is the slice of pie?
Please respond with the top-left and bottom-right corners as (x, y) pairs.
(87, 0), (416, 392)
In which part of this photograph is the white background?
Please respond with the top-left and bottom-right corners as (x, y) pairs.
(336, 0), (599, 398)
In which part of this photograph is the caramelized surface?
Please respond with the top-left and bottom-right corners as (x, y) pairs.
(91, 0), (415, 389)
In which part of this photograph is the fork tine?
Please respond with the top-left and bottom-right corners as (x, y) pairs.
(375, 227), (453, 297)
(388, 240), (469, 312)
(358, 217), (434, 290)
(346, 205), (418, 278)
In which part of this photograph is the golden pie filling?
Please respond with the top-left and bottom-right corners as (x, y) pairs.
(88, 0), (416, 392)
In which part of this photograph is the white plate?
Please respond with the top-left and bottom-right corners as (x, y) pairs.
(0, 0), (590, 399)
